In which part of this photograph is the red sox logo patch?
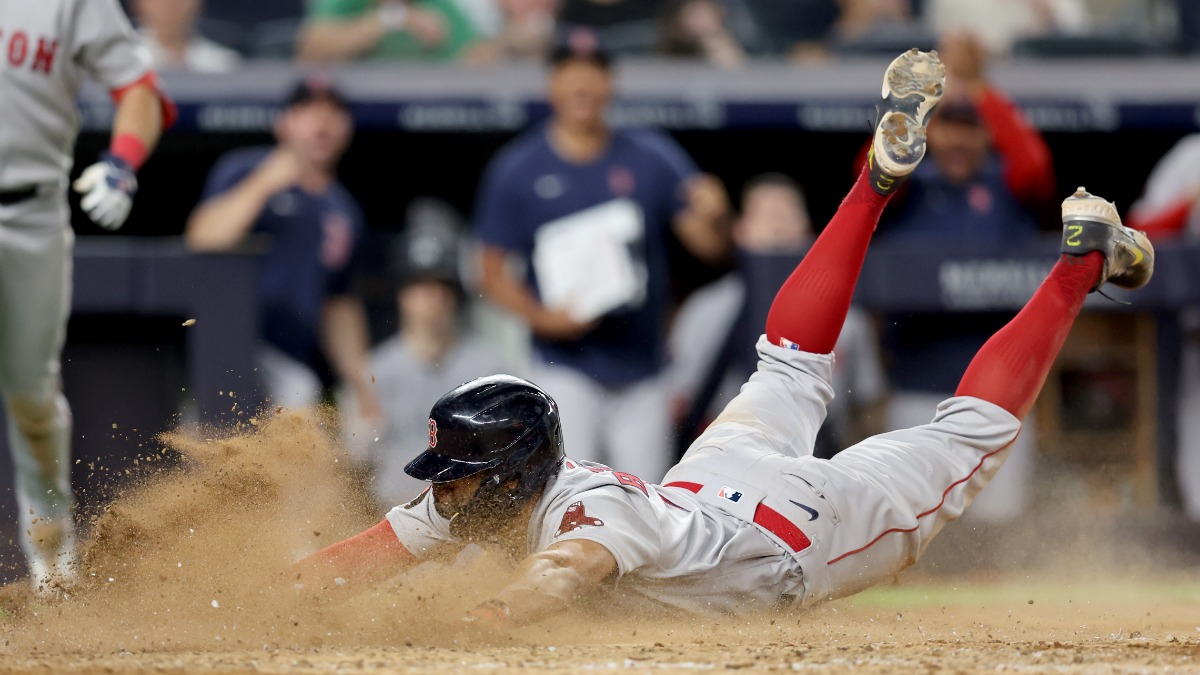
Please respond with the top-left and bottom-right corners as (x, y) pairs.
(428, 418), (438, 448)
(555, 501), (604, 537)
(608, 166), (634, 197)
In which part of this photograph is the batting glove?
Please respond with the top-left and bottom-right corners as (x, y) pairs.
(73, 153), (138, 230)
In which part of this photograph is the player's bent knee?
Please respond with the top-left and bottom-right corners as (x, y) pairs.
(6, 395), (67, 436)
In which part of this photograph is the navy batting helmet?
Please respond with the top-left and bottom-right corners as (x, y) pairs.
(405, 375), (565, 535)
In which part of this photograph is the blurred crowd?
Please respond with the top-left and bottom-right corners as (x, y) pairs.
(125, 0), (1197, 72)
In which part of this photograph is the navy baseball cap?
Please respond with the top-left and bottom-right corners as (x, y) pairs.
(548, 26), (613, 69)
(284, 75), (349, 110)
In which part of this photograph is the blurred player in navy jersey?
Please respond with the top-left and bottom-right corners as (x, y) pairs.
(473, 28), (730, 481)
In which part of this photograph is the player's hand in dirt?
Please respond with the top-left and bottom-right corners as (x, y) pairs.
(531, 307), (598, 341)
(73, 153), (137, 230)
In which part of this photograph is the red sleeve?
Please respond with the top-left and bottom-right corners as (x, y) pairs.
(1128, 196), (1195, 240)
(111, 71), (179, 130)
(296, 519), (416, 588)
(976, 87), (1055, 205)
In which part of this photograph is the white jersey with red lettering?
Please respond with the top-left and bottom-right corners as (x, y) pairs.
(386, 338), (1022, 614)
(0, 0), (151, 187)
(386, 458), (804, 615)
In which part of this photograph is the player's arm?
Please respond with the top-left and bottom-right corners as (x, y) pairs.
(463, 540), (618, 628)
(291, 519), (418, 591)
(320, 296), (383, 420)
(940, 32), (1053, 204)
(111, 83), (165, 162)
(71, 0), (179, 229)
(298, 13), (392, 61)
(673, 173), (732, 266)
(184, 150), (303, 251)
(478, 245), (598, 341)
(72, 81), (169, 230)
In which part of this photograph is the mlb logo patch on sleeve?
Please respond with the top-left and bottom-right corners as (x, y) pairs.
(717, 486), (743, 503)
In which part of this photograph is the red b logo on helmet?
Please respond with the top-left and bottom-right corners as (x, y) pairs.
(428, 418), (438, 448)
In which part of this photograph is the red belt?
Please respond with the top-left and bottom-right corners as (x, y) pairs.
(663, 481), (811, 553)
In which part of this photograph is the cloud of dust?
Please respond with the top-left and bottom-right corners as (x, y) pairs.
(0, 410), (535, 655)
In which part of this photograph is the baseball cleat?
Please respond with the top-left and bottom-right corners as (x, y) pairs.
(867, 48), (946, 195)
(1061, 186), (1154, 291)
(27, 519), (78, 597)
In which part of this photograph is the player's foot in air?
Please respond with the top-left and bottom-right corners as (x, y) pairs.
(1060, 186), (1155, 291)
(868, 48), (946, 195)
(868, 46), (940, 194)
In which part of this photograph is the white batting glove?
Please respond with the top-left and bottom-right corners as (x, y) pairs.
(72, 153), (138, 230)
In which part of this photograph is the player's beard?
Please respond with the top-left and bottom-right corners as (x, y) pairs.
(447, 489), (532, 556)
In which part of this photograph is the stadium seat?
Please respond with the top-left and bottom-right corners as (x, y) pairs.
(1011, 34), (1158, 58)
(831, 23), (938, 56)
(194, 17), (251, 55)
(202, 0), (303, 25)
(249, 18), (305, 60)
(595, 20), (661, 56)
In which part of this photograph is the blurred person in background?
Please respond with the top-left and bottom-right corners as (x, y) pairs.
(185, 78), (380, 420)
(132, 0), (242, 72)
(465, 0), (559, 64)
(878, 32), (1055, 238)
(1126, 134), (1200, 521)
(669, 174), (887, 460)
(297, 0), (481, 62)
(473, 29), (731, 481)
(837, 0), (915, 41)
(658, 0), (747, 68)
(875, 32), (1054, 524)
(924, 0), (1088, 55)
(342, 201), (506, 506)
(0, 0), (174, 591)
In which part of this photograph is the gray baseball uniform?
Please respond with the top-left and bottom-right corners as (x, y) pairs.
(0, 0), (153, 583)
(385, 336), (1020, 614)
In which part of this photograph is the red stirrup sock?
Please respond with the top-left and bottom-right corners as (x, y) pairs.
(765, 166), (891, 354)
(955, 252), (1104, 420)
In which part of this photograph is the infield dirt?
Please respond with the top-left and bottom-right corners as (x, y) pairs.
(0, 410), (1197, 673)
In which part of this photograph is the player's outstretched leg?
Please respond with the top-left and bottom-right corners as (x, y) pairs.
(766, 49), (944, 354)
(956, 187), (1155, 419)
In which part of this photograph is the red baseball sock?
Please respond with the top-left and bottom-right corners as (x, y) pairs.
(765, 165), (891, 354)
(955, 253), (1104, 420)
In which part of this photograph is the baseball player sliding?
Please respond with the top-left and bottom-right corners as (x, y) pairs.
(295, 49), (1154, 622)
(0, 0), (175, 590)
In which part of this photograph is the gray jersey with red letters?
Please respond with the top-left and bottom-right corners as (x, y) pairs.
(385, 459), (805, 615)
(386, 337), (1021, 615)
(0, 0), (151, 188)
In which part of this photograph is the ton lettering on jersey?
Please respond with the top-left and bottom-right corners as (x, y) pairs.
(0, 27), (59, 75)
(555, 501), (604, 537)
